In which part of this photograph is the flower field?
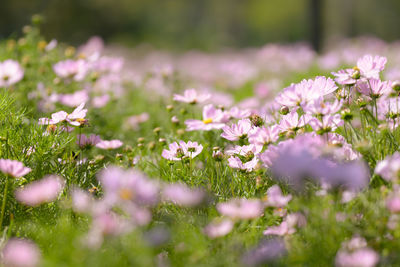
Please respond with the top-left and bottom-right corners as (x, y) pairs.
(1, 18), (400, 266)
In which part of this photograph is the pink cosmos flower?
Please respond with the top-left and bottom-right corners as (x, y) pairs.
(58, 90), (89, 107)
(278, 109), (312, 132)
(38, 103), (87, 126)
(71, 188), (93, 213)
(173, 89), (210, 104)
(356, 54), (387, 79)
(77, 134), (101, 149)
(2, 238), (41, 267)
(0, 159), (31, 178)
(216, 198), (264, 219)
(375, 152), (400, 182)
(221, 119), (254, 141)
(228, 156), (259, 172)
(357, 79), (391, 98)
(248, 125), (280, 147)
(162, 141), (203, 161)
(203, 219), (234, 238)
(0, 60), (24, 87)
(276, 77), (337, 107)
(96, 139), (123, 150)
(162, 183), (205, 207)
(386, 195), (400, 213)
(226, 144), (262, 171)
(92, 56), (124, 74)
(309, 114), (344, 133)
(92, 94), (110, 108)
(53, 59), (89, 81)
(228, 107), (252, 119)
(126, 113), (150, 130)
(332, 69), (358, 85)
(263, 221), (295, 236)
(264, 185), (292, 208)
(335, 237), (379, 267)
(303, 97), (343, 116)
(185, 104), (229, 131)
(15, 175), (65, 206)
(99, 166), (159, 207)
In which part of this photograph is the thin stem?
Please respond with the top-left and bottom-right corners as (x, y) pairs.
(0, 175), (10, 230)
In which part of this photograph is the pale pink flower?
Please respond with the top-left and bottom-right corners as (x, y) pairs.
(216, 198), (264, 219)
(92, 56), (124, 74)
(161, 141), (203, 161)
(221, 119), (254, 141)
(278, 109), (312, 132)
(203, 219), (233, 238)
(228, 107), (252, 119)
(264, 185), (292, 208)
(248, 126), (279, 147)
(357, 54), (387, 79)
(77, 134), (101, 149)
(332, 69), (357, 85)
(335, 248), (379, 267)
(173, 89), (210, 104)
(0, 60), (24, 87)
(0, 159), (31, 178)
(303, 98), (343, 116)
(357, 79), (391, 98)
(126, 113), (150, 130)
(375, 152), (400, 182)
(38, 103), (87, 126)
(228, 156), (259, 172)
(96, 139), (123, 150)
(71, 188), (93, 213)
(2, 238), (41, 267)
(58, 90), (89, 107)
(45, 39), (57, 51)
(386, 195), (400, 213)
(92, 94), (110, 108)
(162, 183), (205, 207)
(15, 175), (65, 206)
(263, 221), (295, 236)
(185, 104), (229, 131)
(53, 59), (89, 81)
(309, 114), (344, 133)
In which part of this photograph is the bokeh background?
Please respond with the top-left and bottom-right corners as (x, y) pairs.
(1, 0), (400, 51)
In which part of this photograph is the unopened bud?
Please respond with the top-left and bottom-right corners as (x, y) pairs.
(279, 106), (289, 115)
(250, 114), (264, 127)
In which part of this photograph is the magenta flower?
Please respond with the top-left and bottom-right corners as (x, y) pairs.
(77, 134), (101, 149)
(185, 104), (229, 131)
(216, 198), (264, 220)
(53, 59), (89, 81)
(0, 159), (31, 178)
(203, 219), (233, 238)
(2, 238), (41, 267)
(96, 139), (123, 150)
(264, 185), (292, 208)
(356, 54), (387, 79)
(173, 88), (210, 104)
(38, 102), (87, 126)
(221, 119), (254, 141)
(0, 60), (24, 87)
(162, 183), (205, 207)
(248, 125), (280, 147)
(162, 141), (203, 161)
(15, 175), (65, 206)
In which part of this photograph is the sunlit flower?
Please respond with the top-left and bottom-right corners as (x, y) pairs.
(38, 103), (88, 126)
(53, 59), (89, 81)
(162, 183), (205, 207)
(217, 198), (264, 219)
(77, 134), (101, 149)
(0, 159), (31, 178)
(0, 60), (24, 87)
(162, 141), (203, 161)
(2, 238), (41, 267)
(185, 104), (229, 131)
(221, 119), (254, 141)
(96, 139), (123, 150)
(356, 54), (387, 79)
(173, 89), (210, 104)
(203, 219), (233, 238)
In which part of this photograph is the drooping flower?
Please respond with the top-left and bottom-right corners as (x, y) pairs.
(216, 198), (264, 220)
(96, 139), (123, 150)
(173, 89), (210, 104)
(0, 60), (24, 87)
(0, 159), (31, 178)
(77, 134), (101, 149)
(185, 104), (229, 131)
(221, 119), (254, 141)
(162, 141), (203, 161)
(2, 238), (41, 267)
(15, 175), (65, 206)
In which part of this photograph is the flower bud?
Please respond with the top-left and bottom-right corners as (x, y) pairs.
(250, 114), (264, 127)
(279, 106), (289, 115)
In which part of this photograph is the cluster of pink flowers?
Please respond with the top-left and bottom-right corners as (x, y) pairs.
(162, 140), (203, 161)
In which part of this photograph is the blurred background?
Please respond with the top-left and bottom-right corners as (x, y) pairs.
(1, 0), (400, 52)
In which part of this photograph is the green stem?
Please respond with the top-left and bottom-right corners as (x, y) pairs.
(0, 175), (10, 230)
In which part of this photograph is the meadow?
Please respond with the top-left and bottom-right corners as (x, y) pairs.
(0, 17), (400, 266)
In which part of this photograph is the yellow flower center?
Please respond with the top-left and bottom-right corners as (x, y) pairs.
(202, 118), (213, 124)
(119, 189), (133, 200)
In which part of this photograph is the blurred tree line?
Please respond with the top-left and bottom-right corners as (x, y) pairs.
(1, 0), (400, 51)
